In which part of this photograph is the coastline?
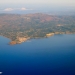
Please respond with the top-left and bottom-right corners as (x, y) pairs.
(9, 32), (75, 45)
(0, 32), (75, 45)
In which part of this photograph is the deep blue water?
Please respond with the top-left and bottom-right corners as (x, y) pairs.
(0, 34), (75, 75)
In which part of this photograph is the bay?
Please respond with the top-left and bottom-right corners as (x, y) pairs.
(0, 34), (75, 75)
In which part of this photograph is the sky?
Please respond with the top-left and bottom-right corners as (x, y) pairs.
(0, 0), (75, 6)
(0, 0), (75, 14)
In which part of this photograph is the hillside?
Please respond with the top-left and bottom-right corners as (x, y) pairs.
(0, 13), (75, 44)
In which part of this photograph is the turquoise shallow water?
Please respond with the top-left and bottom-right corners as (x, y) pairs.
(0, 34), (75, 75)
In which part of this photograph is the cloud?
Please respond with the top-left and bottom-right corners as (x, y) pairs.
(4, 8), (14, 11)
(3, 7), (33, 12)
(21, 7), (27, 10)
(20, 7), (33, 11)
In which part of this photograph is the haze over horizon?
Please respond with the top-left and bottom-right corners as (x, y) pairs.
(0, 0), (75, 15)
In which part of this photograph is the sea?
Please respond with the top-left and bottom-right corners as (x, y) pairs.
(0, 34), (75, 75)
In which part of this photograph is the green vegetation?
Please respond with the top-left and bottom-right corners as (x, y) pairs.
(0, 13), (75, 44)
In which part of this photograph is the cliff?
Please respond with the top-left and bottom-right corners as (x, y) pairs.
(10, 37), (30, 45)
(46, 33), (54, 37)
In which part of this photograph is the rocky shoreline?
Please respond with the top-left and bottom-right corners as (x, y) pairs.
(10, 37), (30, 45)
(9, 32), (75, 45)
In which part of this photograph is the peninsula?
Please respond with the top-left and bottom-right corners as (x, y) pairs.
(0, 13), (75, 44)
